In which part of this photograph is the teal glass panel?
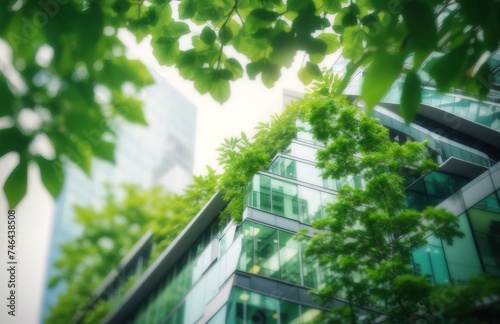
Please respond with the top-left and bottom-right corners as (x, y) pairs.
(279, 231), (301, 284)
(298, 186), (322, 224)
(468, 193), (500, 276)
(443, 213), (482, 284)
(269, 157), (296, 179)
(426, 236), (450, 284)
(321, 192), (335, 219)
(253, 175), (271, 212)
(412, 246), (435, 283)
(278, 299), (302, 323)
(323, 177), (337, 191)
(226, 288), (323, 324)
(270, 177), (299, 219)
(238, 223), (279, 279)
(301, 241), (327, 290)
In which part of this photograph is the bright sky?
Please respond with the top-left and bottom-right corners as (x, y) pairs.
(0, 25), (338, 324)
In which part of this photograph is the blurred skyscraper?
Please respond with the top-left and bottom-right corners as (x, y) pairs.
(41, 69), (197, 321)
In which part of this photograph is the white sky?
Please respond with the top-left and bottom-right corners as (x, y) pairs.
(0, 27), (338, 324)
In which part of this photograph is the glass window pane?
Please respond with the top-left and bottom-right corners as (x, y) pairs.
(443, 214), (482, 284)
(468, 193), (500, 276)
(238, 223), (279, 279)
(271, 178), (299, 219)
(298, 187), (322, 224)
(279, 231), (301, 284)
(296, 162), (323, 187)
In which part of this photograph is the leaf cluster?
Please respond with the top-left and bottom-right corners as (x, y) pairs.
(1, 1), (153, 207)
(137, 0), (500, 122)
(297, 77), (465, 323)
(216, 99), (307, 222)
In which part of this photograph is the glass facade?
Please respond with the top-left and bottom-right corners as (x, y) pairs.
(344, 68), (500, 131)
(405, 171), (470, 211)
(373, 109), (491, 167)
(43, 70), (197, 319)
(220, 288), (325, 324)
(125, 218), (226, 324)
(412, 192), (500, 285)
(91, 88), (500, 324)
(237, 221), (330, 290)
(245, 174), (336, 225)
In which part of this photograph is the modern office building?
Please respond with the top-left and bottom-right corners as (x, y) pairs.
(78, 59), (500, 323)
(41, 70), (197, 321)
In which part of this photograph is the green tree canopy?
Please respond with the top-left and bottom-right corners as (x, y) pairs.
(296, 75), (468, 322)
(137, 0), (498, 115)
(3, 0), (498, 205)
(1, 1), (153, 207)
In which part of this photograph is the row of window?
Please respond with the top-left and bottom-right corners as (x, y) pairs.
(245, 174), (336, 225)
(237, 221), (330, 291)
(209, 288), (326, 324)
(268, 155), (364, 192)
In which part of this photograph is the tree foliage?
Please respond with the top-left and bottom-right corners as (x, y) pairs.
(297, 75), (466, 323)
(46, 170), (218, 324)
(216, 102), (306, 221)
(0, 1), (152, 207)
(134, 0), (498, 116)
(3, 0), (498, 205)
(47, 100), (304, 323)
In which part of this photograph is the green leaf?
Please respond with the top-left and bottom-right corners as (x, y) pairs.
(219, 25), (233, 45)
(179, 0), (196, 19)
(113, 93), (148, 126)
(200, 26), (217, 45)
(323, 0), (342, 13)
(248, 9), (280, 22)
(0, 127), (31, 157)
(317, 33), (340, 54)
(402, 0), (437, 52)
(4, 158), (28, 207)
(298, 66), (313, 85)
(176, 50), (198, 79)
(225, 58), (243, 80)
(112, 0), (131, 13)
(34, 156), (65, 198)
(287, 0), (313, 11)
(362, 52), (404, 109)
(196, 0), (223, 21)
(400, 71), (421, 124)
(92, 141), (116, 164)
(429, 45), (468, 92)
(269, 32), (298, 67)
(0, 74), (14, 117)
(194, 69), (212, 94)
(298, 62), (322, 85)
(153, 37), (179, 66)
(261, 62), (281, 88)
(164, 22), (190, 38)
(210, 78), (230, 104)
(246, 61), (264, 79)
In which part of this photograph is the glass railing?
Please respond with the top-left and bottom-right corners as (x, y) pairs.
(345, 72), (500, 131)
